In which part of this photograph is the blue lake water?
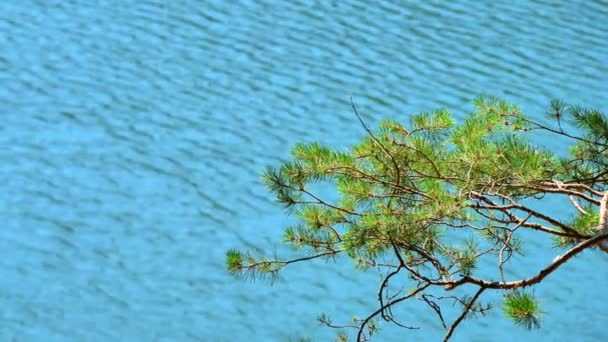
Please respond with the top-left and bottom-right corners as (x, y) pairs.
(1, 0), (607, 341)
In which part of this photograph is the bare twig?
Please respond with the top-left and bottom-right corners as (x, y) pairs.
(351, 97), (402, 188)
(516, 115), (608, 148)
(377, 266), (404, 321)
(356, 284), (427, 342)
(443, 287), (486, 341)
(420, 295), (447, 329)
(498, 214), (529, 282)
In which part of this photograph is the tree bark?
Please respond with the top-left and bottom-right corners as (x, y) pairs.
(597, 192), (608, 252)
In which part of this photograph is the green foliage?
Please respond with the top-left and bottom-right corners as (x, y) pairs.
(503, 291), (543, 329)
(225, 249), (243, 275)
(225, 249), (284, 281)
(227, 97), (607, 340)
(336, 331), (348, 342)
(554, 206), (599, 248)
(286, 337), (313, 342)
(456, 240), (479, 275)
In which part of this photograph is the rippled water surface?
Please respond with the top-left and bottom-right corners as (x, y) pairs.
(1, 1), (607, 341)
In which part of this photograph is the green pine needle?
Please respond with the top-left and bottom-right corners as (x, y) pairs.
(503, 291), (543, 330)
(225, 249), (244, 275)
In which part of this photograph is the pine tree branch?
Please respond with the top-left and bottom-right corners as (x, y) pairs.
(540, 181), (603, 197)
(510, 184), (601, 204)
(470, 204), (582, 238)
(393, 231), (607, 291)
(454, 232), (608, 290)
(283, 183), (362, 216)
(470, 192), (583, 237)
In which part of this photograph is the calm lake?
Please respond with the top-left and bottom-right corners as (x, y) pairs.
(1, 0), (607, 341)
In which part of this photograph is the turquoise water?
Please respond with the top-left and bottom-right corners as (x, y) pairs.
(1, 1), (607, 341)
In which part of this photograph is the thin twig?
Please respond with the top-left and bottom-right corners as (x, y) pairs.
(498, 214), (529, 282)
(351, 97), (402, 188)
(443, 287), (486, 341)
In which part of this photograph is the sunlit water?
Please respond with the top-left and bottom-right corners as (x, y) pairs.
(1, 1), (607, 341)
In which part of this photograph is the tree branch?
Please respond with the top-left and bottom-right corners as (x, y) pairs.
(471, 192), (584, 238)
(443, 287), (486, 341)
(471, 204), (581, 238)
(454, 232), (608, 290)
(516, 115), (608, 148)
(356, 283), (428, 342)
(597, 191), (608, 252)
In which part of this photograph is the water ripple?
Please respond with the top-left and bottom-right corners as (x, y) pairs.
(1, 0), (607, 341)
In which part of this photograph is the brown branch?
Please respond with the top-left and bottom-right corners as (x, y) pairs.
(507, 184), (601, 204)
(356, 283), (428, 342)
(397, 241), (450, 282)
(471, 193), (584, 237)
(420, 294), (448, 330)
(243, 250), (342, 271)
(498, 214), (528, 282)
(395, 232), (607, 291)
(318, 315), (360, 330)
(453, 232), (608, 290)
(539, 181), (604, 197)
(285, 183), (361, 216)
(549, 179), (603, 199)
(471, 205), (580, 238)
(550, 180), (591, 215)
(443, 287), (486, 341)
(516, 115), (608, 148)
(377, 266), (404, 321)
